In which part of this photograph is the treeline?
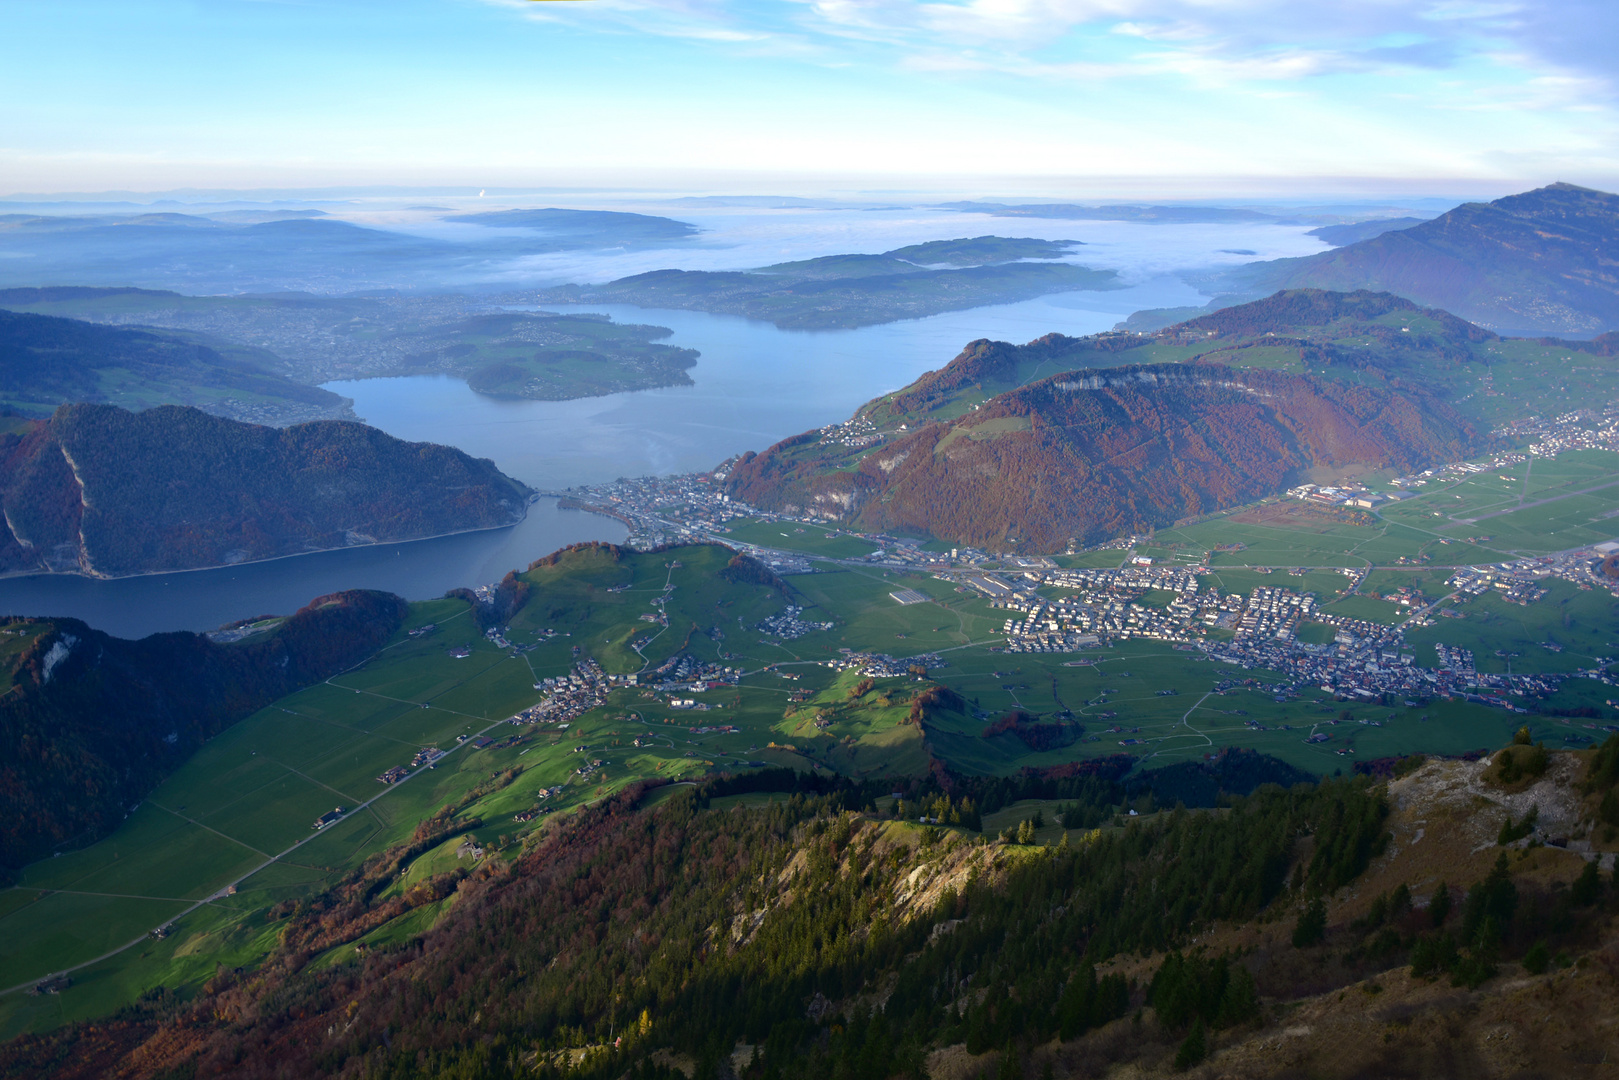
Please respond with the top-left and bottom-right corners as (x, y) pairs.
(0, 589), (407, 879)
(981, 710), (1082, 752)
(1, 770), (1397, 1079)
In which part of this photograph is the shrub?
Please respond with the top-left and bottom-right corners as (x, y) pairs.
(1571, 859), (1603, 906)
(1291, 897), (1327, 948)
(1523, 941), (1550, 975)
(1174, 1020), (1207, 1071)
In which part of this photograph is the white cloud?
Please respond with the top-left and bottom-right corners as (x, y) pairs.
(486, 0), (1614, 109)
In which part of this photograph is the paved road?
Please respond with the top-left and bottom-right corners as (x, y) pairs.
(1455, 476), (1619, 525)
(0, 641), (517, 998)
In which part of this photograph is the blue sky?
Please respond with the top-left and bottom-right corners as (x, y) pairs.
(3, 0), (1616, 194)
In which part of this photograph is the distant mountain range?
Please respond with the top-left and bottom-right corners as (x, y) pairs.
(724, 290), (1507, 550)
(1212, 183), (1619, 336)
(537, 236), (1117, 330)
(0, 305), (354, 425)
(0, 208), (700, 293)
(0, 288), (699, 402)
(0, 404), (533, 578)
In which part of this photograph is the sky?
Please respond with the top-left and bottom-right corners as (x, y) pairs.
(3, 0), (1617, 196)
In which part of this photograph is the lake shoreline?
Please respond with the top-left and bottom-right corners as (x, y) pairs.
(0, 501), (537, 586)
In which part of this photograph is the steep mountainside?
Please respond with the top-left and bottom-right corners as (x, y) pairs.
(13, 748), (1619, 1080)
(1223, 183), (1619, 336)
(724, 292), (1502, 551)
(725, 359), (1476, 551)
(0, 590), (407, 879)
(0, 309), (353, 425)
(0, 404), (533, 577)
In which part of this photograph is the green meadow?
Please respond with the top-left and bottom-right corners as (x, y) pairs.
(1, 519), (1611, 1034)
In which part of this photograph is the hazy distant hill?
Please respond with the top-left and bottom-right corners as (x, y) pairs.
(0, 307), (353, 425)
(0, 287), (700, 401)
(537, 236), (1117, 329)
(0, 404), (533, 577)
(443, 206), (698, 243)
(0, 208), (699, 293)
(1306, 217), (1426, 246)
(724, 290), (1492, 550)
(1220, 183), (1619, 336)
(0, 591), (407, 879)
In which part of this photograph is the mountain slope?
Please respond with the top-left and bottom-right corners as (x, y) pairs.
(726, 359), (1476, 551)
(0, 591), (407, 879)
(723, 291), (1509, 550)
(0, 309), (353, 425)
(1224, 183), (1619, 336)
(0, 404), (534, 577)
(13, 755), (1616, 1080)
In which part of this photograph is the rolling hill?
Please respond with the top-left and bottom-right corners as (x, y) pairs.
(0, 403), (534, 577)
(1218, 183), (1619, 336)
(0, 308), (354, 425)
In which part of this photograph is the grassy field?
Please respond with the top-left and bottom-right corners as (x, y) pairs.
(921, 639), (1528, 777)
(0, 530), (1609, 1035)
(1404, 580), (1619, 675)
(720, 519), (882, 560)
(1378, 450), (1619, 556)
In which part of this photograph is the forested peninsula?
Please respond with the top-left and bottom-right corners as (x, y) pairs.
(0, 404), (534, 578)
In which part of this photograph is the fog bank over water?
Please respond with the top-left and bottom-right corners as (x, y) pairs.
(373, 200), (1343, 289)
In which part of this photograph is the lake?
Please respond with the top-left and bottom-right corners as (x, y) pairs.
(332, 278), (1206, 486)
(0, 277), (1201, 636)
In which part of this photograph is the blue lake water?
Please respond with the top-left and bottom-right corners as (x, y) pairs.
(0, 278), (1200, 636)
(334, 279), (1204, 486)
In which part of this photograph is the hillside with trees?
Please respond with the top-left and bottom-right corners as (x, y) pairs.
(8, 749), (1618, 1080)
(725, 355), (1477, 551)
(0, 404), (533, 577)
(0, 590), (407, 879)
(0, 308), (353, 426)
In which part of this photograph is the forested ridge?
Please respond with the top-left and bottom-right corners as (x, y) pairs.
(726, 360), (1476, 551)
(722, 289), (1502, 551)
(0, 767), (1394, 1079)
(0, 589), (408, 879)
(0, 403), (533, 576)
